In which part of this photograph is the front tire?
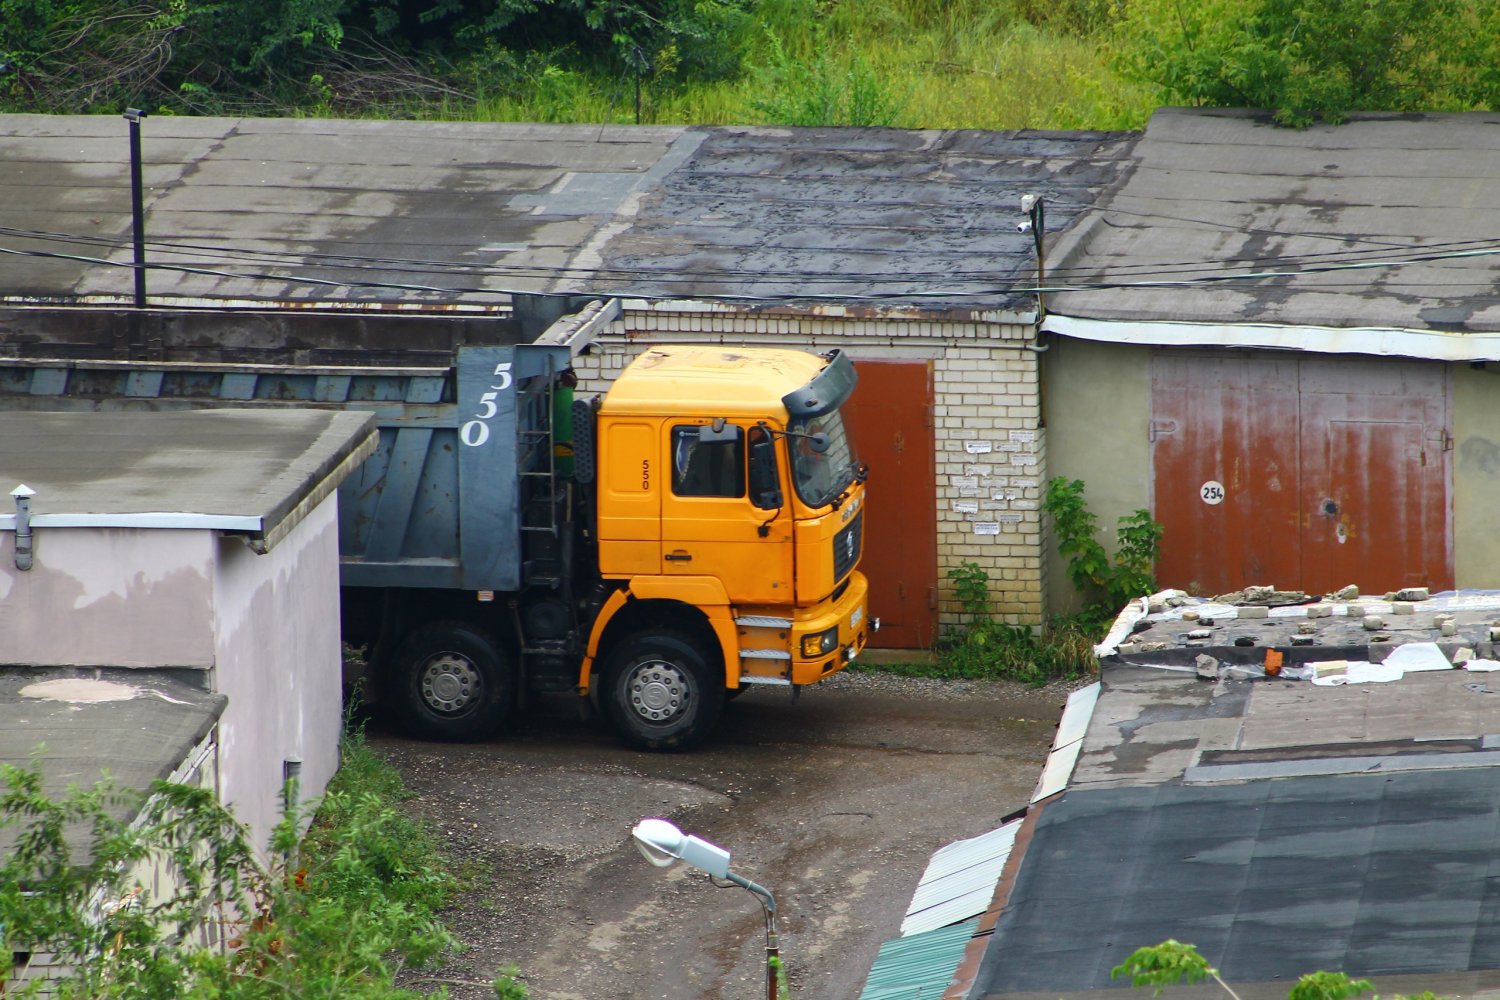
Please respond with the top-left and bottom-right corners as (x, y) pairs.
(390, 622), (514, 742)
(603, 631), (724, 751)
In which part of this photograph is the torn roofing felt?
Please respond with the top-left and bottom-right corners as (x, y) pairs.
(973, 768), (1500, 995)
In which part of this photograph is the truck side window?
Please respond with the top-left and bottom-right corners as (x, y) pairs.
(672, 426), (746, 498)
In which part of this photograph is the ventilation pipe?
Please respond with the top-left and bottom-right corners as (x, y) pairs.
(11, 484), (35, 571)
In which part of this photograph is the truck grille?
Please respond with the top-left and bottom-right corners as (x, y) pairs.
(833, 511), (863, 583)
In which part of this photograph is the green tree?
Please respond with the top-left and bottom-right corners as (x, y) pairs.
(0, 732), (460, 998)
(1117, 0), (1498, 126)
(1112, 940), (1373, 1000)
(1043, 477), (1162, 620)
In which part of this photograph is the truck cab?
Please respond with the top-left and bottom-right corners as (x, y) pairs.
(582, 345), (873, 749)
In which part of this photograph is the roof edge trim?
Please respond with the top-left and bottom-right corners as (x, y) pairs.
(0, 512), (262, 531)
(1044, 314), (1500, 362)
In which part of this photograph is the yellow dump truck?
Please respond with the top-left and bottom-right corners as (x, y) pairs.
(1, 314), (874, 750)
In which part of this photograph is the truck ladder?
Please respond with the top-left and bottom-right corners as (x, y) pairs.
(516, 353), (559, 539)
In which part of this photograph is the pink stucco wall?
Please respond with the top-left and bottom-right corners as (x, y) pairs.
(212, 498), (344, 859)
(0, 500), (345, 859)
(0, 528), (216, 667)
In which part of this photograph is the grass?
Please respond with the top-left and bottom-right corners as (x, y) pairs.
(300, 723), (460, 925)
(851, 613), (1101, 685)
(429, 0), (1154, 130)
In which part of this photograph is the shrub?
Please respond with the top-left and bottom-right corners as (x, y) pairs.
(1043, 477), (1163, 616)
(933, 562), (1099, 685)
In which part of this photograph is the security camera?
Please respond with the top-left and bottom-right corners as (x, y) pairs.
(1016, 220), (1033, 234)
(1020, 193), (1038, 213)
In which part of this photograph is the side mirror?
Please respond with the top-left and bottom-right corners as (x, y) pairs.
(806, 432), (830, 454)
(698, 420), (742, 444)
(749, 436), (781, 510)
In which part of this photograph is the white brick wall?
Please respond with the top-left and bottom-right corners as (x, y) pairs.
(572, 303), (1045, 632)
(932, 349), (1045, 629)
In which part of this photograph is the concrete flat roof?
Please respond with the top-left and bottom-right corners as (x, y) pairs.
(0, 409), (376, 550)
(0, 115), (1135, 313)
(0, 668), (225, 863)
(963, 590), (1500, 999)
(1047, 107), (1500, 335)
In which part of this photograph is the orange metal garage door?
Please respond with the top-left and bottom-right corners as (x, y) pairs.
(1150, 351), (1451, 596)
(843, 360), (938, 649)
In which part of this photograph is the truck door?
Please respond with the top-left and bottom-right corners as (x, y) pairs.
(660, 423), (793, 604)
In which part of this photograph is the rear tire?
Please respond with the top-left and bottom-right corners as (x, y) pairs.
(603, 631), (724, 751)
(390, 622), (514, 742)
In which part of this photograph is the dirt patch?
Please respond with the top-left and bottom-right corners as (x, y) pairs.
(373, 672), (1071, 1000)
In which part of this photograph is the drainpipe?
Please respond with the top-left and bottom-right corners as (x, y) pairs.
(282, 757), (303, 815)
(11, 484), (35, 571)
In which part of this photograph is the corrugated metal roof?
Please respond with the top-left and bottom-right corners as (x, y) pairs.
(1047, 106), (1500, 336)
(859, 918), (978, 1000)
(1031, 681), (1100, 802)
(901, 819), (1021, 937)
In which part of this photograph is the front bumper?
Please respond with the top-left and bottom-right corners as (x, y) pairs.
(789, 571), (871, 685)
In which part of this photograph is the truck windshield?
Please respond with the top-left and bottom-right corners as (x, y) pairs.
(789, 410), (857, 509)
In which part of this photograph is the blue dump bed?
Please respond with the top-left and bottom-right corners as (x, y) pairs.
(0, 324), (569, 594)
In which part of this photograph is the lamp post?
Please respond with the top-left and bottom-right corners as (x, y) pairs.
(1019, 193), (1046, 321)
(631, 818), (784, 1000)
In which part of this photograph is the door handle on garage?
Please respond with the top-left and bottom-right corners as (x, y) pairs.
(665, 551), (693, 562)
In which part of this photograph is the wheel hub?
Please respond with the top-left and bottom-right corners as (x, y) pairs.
(627, 661), (689, 723)
(421, 653), (481, 714)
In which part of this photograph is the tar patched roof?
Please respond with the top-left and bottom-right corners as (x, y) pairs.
(0, 669), (225, 861)
(959, 592), (1500, 999)
(589, 126), (1134, 310)
(0, 409), (376, 549)
(0, 115), (1134, 313)
(1046, 107), (1500, 335)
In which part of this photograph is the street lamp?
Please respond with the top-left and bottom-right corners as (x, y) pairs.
(630, 818), (785, 1000)
(1019, 192), (1046, 321)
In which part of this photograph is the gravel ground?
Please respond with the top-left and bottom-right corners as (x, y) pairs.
(371, 670), (1081, 1000)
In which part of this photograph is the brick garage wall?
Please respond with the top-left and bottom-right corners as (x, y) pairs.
(933, 348), (1046, 629)
(570, 303), (1046, 630)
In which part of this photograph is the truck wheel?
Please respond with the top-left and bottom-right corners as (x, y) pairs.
(603, 632), (724, 752)
(391, 622), (514, 742)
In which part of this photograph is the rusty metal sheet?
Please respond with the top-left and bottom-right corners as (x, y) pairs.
(1150, 352), (1452, 596)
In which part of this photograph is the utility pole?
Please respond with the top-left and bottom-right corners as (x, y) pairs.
(124, 109), (148, 309)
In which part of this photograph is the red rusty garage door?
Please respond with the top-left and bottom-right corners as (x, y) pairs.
(1150, 352), (1451, 596)
(842, 360), (938, 649)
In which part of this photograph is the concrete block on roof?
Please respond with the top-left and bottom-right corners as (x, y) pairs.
(1307, 604), (1332, 618)
(1393, 602), (1416, 615)
(1238, 606), (1269, 619)
(1364, 616), (1386, 631)
(1395, 587), (1431, 602)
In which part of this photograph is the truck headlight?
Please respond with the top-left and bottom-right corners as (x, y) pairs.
(801, 626), (840, 658)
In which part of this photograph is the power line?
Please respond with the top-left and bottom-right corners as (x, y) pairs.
(7, 232), (1500, 306)
(8, 224), (1500, 297)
